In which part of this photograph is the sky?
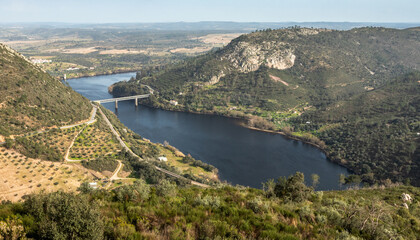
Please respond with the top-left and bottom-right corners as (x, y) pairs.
(0, 0), (419, 23)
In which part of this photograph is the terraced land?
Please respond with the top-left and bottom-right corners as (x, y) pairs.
(69, 115), (122, 160)
(0, 147), (94, 202)
(26, 127), (83, 156)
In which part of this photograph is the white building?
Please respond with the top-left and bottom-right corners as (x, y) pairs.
(158, 156), (168, 162)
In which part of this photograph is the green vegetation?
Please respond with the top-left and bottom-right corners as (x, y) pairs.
(5, 136), (63, 162)
(0, 36), (420, 239)
(81, 157), (119, 173)
(293, 72), (420, 186)
(1, 173), (419, 239)
(111, 27), (420, 186)
(0, 43), (92, 136)
(69, 115), (122, 160)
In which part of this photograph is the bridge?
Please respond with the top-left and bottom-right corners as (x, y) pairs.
(93, 94), (150, 109)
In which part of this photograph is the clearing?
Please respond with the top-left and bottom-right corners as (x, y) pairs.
(197, 33), (243, 44)
(270, 74), (289, 86)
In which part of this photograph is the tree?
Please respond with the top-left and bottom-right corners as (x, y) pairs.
(78, 182), (92, 194)
(274, 172), (313, 202)
(311, 174), (320, 189)
(24, 191), (104, 240)
(0, 217), (27, 240)
(156, 180), (177, 197)
(339, 174), (346, 187)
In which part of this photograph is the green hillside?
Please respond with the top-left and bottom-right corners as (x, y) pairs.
(110, 27), (420, 186)
(0, 33), (419, 240)
(1, 175), (419, 239)
(0, 43), (92, 137)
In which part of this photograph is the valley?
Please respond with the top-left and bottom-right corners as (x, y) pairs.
(0, 23), (419, 239)
(111, 27), (420, 186)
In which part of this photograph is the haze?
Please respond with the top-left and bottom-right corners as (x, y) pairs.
(1, 0), (419, 23)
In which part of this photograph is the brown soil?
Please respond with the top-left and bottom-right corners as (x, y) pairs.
(169, 47), (212, 54)
(269, 74), (289, 86)
(198, 33), (243, 44)
(0, 147), (94, 202)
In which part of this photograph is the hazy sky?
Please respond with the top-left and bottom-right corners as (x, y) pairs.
(0, 0), (419, 23)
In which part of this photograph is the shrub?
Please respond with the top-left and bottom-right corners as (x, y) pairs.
(24, 191), (104, 239)
(156, 180), (177, 197)
(273, 172), (313, 202)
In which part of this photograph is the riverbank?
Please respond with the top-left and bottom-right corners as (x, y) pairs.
(68, 72), (349, 189)
(58, 68), (139, 81)
(136, 99), (350, 173)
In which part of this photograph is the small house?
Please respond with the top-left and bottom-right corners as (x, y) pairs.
(89, 182), (98, 189)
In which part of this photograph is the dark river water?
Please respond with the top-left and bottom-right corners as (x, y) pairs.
(67, 72), (349, 190)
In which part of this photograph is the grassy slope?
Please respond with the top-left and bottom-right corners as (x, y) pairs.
(0, 183), (419, 239)
(0, 43), (92, 136)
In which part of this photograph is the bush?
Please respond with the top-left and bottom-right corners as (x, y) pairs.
(156, 180), (177, 197)
(24, 191), (104, 239)
(273, 172), (313, 202)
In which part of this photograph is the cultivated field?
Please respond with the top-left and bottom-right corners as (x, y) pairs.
(69, 116), (122, 160)
(26, 126), (82, 156)
(0, 147), (94, 202)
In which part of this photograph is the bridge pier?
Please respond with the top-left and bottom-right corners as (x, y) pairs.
(115, 100), (118, 109)
(135, 98), (138, 107)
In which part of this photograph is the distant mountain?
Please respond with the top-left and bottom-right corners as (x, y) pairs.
(0, 21), (419, 31)
(0, 43), (92, 137)
(111, 27), (420, 185)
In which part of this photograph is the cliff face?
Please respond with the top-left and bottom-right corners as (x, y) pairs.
(219, 41), (296, 73)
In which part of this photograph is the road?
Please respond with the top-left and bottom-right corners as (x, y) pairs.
(97, 106), (140, 160)
(61, 105), (97, 129)
(97, 104), (209, 188)
(0, 105), (98, 147)
(63, 104), (98, 162)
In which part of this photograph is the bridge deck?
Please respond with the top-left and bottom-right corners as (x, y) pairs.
(94, 94), (150, 103)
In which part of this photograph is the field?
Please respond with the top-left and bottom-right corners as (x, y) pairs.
(0, 27), (243, 78)
(26, 127), (83, 156)
(69, 115), (122, 160)
(0, 147), (94, 202)
(158, 146), (218, 181)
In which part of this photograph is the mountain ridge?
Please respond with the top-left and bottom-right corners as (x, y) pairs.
(110, 27), (420, 186)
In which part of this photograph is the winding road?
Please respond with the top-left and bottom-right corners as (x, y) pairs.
(97, 104), (209, 188)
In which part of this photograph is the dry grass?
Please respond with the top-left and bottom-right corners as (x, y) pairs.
(169, 47), (213, 54)
(0, 147), (94, 202)
(99, 49), (147, 55)
(158, 146), (218, 181)
(197, 33), (243, 44)
(62, 47), (98, 54)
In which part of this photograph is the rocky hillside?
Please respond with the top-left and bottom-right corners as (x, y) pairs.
(0, 43), (92, 137)
(110, 27), (420, 186)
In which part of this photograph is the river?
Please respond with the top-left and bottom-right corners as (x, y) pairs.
(67, 72), (349, 190)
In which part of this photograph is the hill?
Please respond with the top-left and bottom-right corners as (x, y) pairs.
(110, 27), (420, 186)
(0, 43), (219, 201)
(0, 39), (419, 240)
(0, 43), (92, 137)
